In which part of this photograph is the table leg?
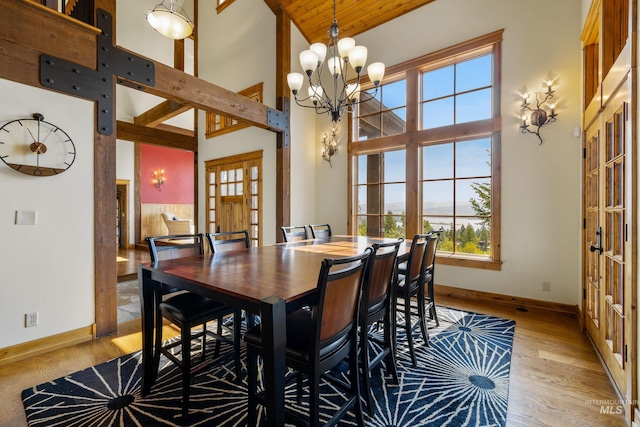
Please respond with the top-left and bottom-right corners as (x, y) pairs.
(139, 266), (156, 396)
(259, 296), (286, 427)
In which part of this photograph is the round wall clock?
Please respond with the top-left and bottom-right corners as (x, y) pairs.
(0, 113), (76, 176)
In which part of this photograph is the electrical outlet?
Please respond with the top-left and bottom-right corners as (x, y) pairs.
(542, 281), (551, 292)
(25, 312), (38, 327)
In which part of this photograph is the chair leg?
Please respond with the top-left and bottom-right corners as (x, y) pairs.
(350, 341), (365, 427)
(233, 310), (242, 380)
(214, 318), (223, 358)
(417, 292), (429, 346)
(428, 281), (439, 326)
(360, 324), (374, 416)
(180, 324), (191, 421)
(310, 373), (321, 427)
(403, 296), (417, 366)
(200, 321), (207, 362)
(383, 313), (398, 384)
(246, 347), (258, 427)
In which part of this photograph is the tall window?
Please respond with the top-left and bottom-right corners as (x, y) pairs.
(350, 31), (502, 270)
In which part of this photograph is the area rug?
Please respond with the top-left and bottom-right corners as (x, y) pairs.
(22, 307), (515, 426)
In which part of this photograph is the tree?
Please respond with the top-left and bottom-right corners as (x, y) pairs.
(383, 210), (404, 238)
(469, 181), (491, 227)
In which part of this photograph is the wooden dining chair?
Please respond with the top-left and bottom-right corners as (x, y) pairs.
(395, 233), (436, 366)
(309, 223), (332, 239)
(145, 234), (241, 420)
(244, 249), (371, 427)
(424, 230), (442, 327)
(281, 225), (309, 242)
(360, 239), (402, 415)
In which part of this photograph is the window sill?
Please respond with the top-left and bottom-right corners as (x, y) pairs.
(436, 253), (502, 271)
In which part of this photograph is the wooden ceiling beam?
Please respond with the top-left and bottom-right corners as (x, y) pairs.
(117, 121), (197, 151)
(133, 100), (192, 127)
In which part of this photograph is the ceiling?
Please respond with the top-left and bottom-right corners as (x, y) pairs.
(272, 0), (437, 44)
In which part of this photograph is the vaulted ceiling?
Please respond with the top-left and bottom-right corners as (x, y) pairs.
(270, 0), (437, 44)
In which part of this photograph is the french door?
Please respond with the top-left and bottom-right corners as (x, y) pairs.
(583, 77), (634, 406)
(205, 151), (262, 247)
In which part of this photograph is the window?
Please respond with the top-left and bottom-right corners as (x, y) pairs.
(350, 31), (502, 270)
(217, 0), (235, 14)
(205, 83), (263, 138)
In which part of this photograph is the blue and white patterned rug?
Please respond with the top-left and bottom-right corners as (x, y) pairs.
(22, 307), (515, 426)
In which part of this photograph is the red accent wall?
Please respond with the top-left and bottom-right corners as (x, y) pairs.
(140, 144), (194, 204)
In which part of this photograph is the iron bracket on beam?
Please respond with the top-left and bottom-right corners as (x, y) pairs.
(40, 9), (155, 135)
(268, 97), (290, 149)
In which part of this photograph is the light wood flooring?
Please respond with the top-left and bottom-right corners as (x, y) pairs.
(0, 248), (627, 426)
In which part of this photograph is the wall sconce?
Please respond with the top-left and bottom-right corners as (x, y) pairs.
(321, 127), (338, 167)
(519, 74), (558, 145)
(152, 169), (165, 191)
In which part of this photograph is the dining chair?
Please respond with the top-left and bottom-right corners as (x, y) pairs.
(360, 238), (402, 416)
(281, 225), (309, 242)
(424, 230), (442, 327)
(145, 234), (241, 420)
(206, 230), (256, 330)
(244, 249), (371, 427)
(395, 233), (436, 366)
(309, 223), (332, 239)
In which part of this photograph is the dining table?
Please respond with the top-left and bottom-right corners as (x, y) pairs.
(138, 235), (409, 426)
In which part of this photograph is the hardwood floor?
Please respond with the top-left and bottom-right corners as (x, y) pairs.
(0, 251), (626, 426)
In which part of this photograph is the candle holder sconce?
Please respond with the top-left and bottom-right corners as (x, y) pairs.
(519, 75), (558, 145)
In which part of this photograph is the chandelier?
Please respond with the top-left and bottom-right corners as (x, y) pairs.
(146, 0), (194, 40)
(286, 0), (385, 122)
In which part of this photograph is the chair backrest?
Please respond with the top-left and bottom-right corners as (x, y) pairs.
(424, 234), (439, 273)
(146, 234), (204, 262)
(281, 225), (308, 242)
(405, 234), (430, 287)
(309, 223), (332, 239)
(315, 249), (371, 344)
(206, 230), (250, 253)
(363, 239), (402, 313)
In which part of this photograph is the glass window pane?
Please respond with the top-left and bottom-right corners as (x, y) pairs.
(456, 138), (491, 177)
(208, 172), (215, 184)
(209, 210), (216, 221)
(251, 225), (258, 239)
(423, 181), (453, 215)
(383, 150), (405, 182)
(456, 218), (489, 255)
(423, 143), (454, 179)
(456, 55), (492, 92)
(220, 171), (227, 183)
(209, 198), (215, 209)
(357, 185), (368, 214)
(383, 183), (405, 214)
(423, 97), (454, 129)
(422, 216), (449, 234)
(382, 109), (406, 136)
(220, 184), (227, 196)
(236, 183), (243, 195)
(228, 184), (235, 196)
(456, 178), (487, 215)
(356, 216), (368, 236)
(359, 114), (381, 140)
(251, 181), (258, 194)
(251, 211), (258, 223)
(456, 88), (491, 123)
(357, 155), (367, 184)
(209, 184), (216, 196)
(423, 65), (454, 100)
(251, 166), (258, 180)
(380, 79), (406, 110)
(383, 213), (406, 238)
(236, 168), (243, 180)
(252, 196), (258, 209)
(228, 169), (235, 182)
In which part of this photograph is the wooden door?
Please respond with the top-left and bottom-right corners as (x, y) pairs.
(205, 151), (263, 247)
(583, 78), (633, 404)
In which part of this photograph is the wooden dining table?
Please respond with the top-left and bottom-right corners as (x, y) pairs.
(138, 235), (409, 426)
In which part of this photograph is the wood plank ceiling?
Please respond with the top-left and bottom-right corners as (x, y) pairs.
(273, 0), (437, 44)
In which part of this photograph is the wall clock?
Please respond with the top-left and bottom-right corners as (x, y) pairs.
(0, 113), (76, 176)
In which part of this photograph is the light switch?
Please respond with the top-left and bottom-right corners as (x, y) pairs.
(16, 210), (37, 225)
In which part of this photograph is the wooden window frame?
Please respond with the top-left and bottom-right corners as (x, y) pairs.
(348, 30), (503, 270)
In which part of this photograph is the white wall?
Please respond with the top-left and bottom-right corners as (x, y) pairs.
(116, 140), (135, 246)
(0, 80), (95, 348)
(313, 0), (583, 304)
